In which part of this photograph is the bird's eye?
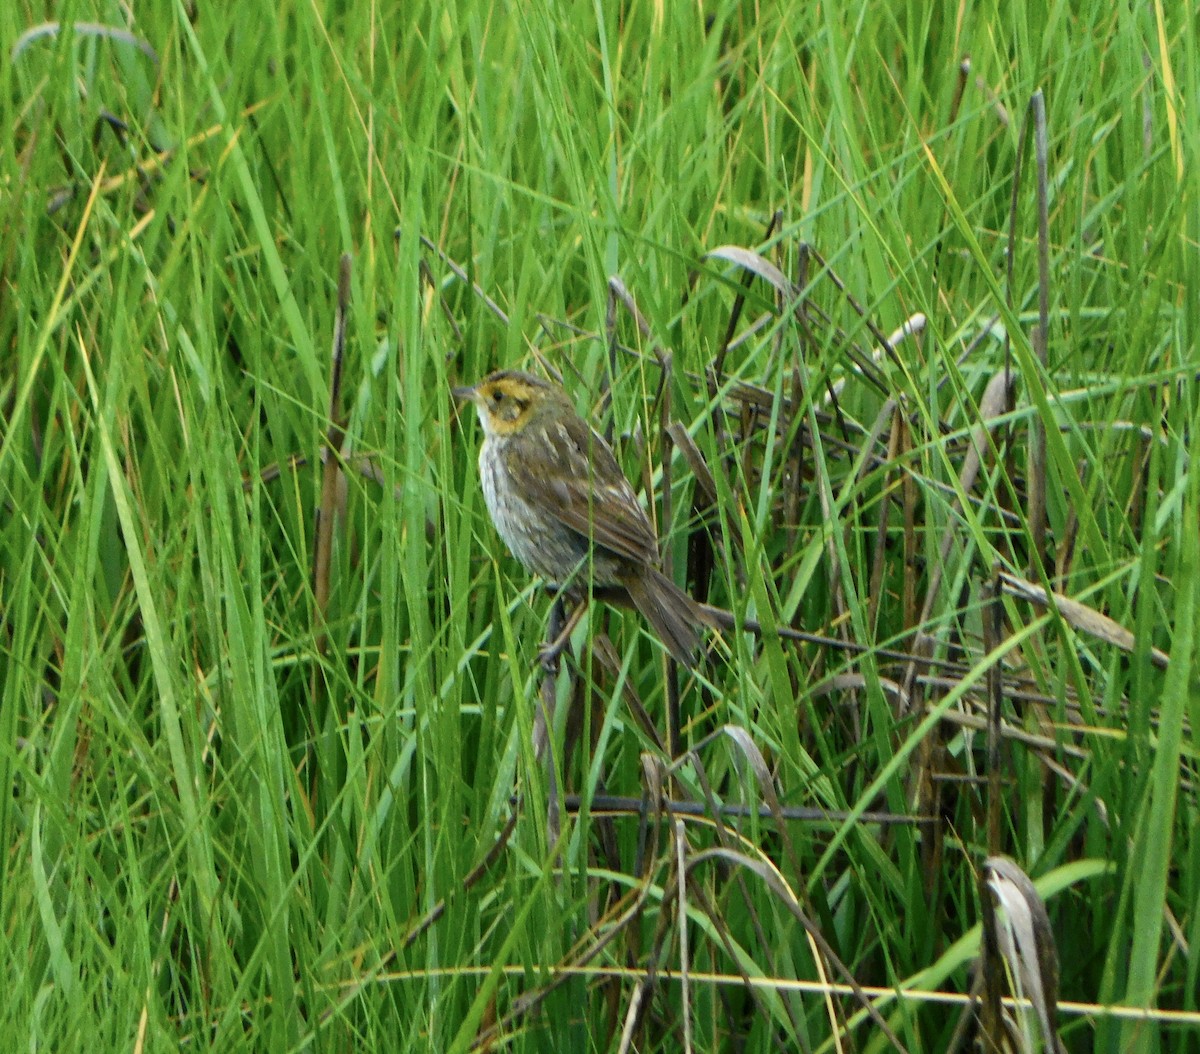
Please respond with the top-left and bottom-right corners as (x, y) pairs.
(491, 390), (503, 404)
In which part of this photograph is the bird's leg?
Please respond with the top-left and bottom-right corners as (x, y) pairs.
(532, 597), (568, 764)
(538, 593), (588, 670)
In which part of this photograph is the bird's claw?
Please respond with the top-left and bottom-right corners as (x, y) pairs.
(538, 637), (566, 672)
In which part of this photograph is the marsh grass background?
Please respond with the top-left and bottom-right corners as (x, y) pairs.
(1, 1), (1197, 1050)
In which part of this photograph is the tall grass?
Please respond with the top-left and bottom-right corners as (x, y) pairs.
(1, 1), (1196, 1050)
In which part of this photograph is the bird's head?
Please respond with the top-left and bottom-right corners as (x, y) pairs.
(452, 370), (568, 437)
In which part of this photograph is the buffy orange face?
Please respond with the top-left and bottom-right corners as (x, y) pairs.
(452, 370), (557, 435)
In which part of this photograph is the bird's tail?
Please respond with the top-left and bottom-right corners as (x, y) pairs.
(623, 568), (705, 668)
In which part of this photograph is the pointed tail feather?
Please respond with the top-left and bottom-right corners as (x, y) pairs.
(623, 568), (703, 668)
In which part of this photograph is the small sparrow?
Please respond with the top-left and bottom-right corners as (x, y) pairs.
(454, 369), (704, 666)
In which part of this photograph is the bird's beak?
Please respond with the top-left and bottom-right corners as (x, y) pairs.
(451, 384), (477, 404)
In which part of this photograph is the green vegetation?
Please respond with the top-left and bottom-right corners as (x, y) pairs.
(2, 1), (1197, 1050)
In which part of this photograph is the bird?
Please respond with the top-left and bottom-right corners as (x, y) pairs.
(453, 368), (705, 667)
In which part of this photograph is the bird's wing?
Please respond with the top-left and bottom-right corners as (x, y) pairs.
(506, 415), (660, 566)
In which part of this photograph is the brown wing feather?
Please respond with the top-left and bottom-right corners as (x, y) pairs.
(505, 413), (659, 566)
